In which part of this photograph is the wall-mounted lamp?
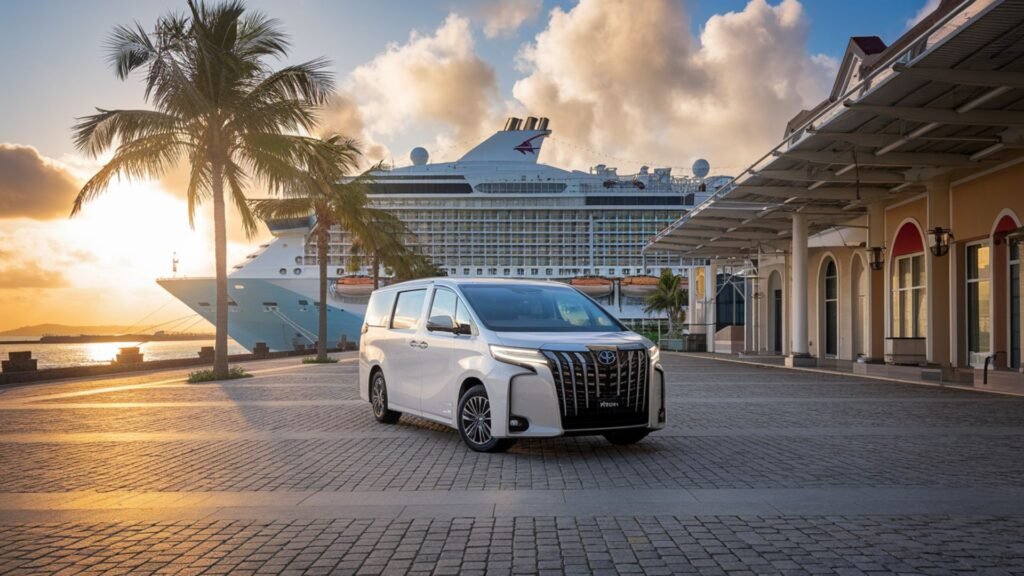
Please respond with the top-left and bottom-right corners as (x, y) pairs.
(927, 227), (954, 257)
(1005, 226), (1024, 247)
(867, 246), (885, 271)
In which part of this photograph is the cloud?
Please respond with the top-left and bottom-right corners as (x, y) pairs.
(907, 0), (940, 29)
(347, 14), (500, 150)
(0, 144), (80, 220)
(479, 0), (542, 38)
(513, 0), (836, 174)
(0, 261), (68, 290)
(317, 92), (391, 165)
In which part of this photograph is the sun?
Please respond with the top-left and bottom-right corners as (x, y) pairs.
(64, 180), (214, 285)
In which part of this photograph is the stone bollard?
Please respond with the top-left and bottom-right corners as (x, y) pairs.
(198, 346), (214, 362)
(114, 347), (143, 366)
(2, 351), (38, 373)
(253, 342), (270, 358)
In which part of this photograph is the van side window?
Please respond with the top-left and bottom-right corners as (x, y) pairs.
(391, 289), (427, 329)
(365, 291), (396, 327)
(429, 288), (458, 320)
(455, 298), (475, 333)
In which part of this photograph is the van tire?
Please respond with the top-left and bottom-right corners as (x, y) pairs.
(457, 384), (515, 453)
(370, 371), (401, 424)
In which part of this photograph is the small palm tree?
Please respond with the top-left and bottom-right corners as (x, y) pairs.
(644, 270), (686, 336)
(348, 210), (432, 290)
(249, 135), (372, 361)
(72, 0), (342, 378)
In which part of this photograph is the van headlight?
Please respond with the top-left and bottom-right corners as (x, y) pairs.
(489, 345), (548, 370)
(648, 344), (660, 362)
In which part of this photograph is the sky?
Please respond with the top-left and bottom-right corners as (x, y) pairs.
(0, 0), (936, 331)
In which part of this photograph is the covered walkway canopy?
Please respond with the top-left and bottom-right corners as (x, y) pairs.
(646, 0), (1024, 259)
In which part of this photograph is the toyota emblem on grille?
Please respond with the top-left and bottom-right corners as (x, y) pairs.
(597, 350), (617, 366)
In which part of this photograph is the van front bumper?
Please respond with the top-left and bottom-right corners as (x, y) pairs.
(492, 361), (667, 438)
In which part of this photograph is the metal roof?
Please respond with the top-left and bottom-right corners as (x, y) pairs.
(646, 0), (1024, 260)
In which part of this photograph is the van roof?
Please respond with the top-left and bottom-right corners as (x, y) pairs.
(373, 277), (569, 293)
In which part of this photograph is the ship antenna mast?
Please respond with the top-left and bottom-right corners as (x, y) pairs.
(172, 252), (179, 277)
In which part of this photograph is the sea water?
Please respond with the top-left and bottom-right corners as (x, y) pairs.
(0, 337), (248, 369)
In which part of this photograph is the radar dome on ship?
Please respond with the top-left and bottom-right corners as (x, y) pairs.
(410, 147), (429, 166)
(692, 158), (710, 179)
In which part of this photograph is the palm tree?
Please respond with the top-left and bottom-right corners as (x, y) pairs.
(71, 0), (343, 378)
(644, 269), (687, 336)
(348, 210), (432, 290)
(249, 135), (371, 362)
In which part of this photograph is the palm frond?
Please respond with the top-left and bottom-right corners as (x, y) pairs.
(224, 160), (258, 238)
(72, 134), (189, 215)
(72, 108), (184, 158)
(105, 22), (156, 80)
(185, 156), (212, 229)
(248, 197), (314, 221)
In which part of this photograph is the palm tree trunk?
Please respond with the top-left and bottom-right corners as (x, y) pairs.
(211, 156), (230, 379)
(316, 218), (329, 361)
(372, 253), (381, 289)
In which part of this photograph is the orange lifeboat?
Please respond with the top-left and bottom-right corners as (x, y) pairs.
(570, 276), (613, 298)
(620, 275), (659, 298)
(336, 276), (375, 296)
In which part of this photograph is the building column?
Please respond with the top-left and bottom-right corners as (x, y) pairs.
(864, 202), (886, 362)
(706, 260), (718, 352)
(787, 213), (814, 366)
(743, 263), (757, 354)
(926, 175), (951, 367)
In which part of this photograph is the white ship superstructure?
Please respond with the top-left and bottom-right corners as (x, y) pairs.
(159, 117), (729, 351)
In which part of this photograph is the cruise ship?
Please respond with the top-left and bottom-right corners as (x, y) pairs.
(159, 117), (729, 352)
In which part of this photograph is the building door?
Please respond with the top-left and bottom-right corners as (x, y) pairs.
(966, 243), (992, 368)
(822, 259), (838, 357)
(1011, 240), (1020, 369)
(773, 289), (783, 354)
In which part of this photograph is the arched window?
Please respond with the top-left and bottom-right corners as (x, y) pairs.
(891, 222), (926, 338)
(823, 259), (838, 356)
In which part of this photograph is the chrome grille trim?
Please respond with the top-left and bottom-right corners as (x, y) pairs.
(543, 347), (650, 430)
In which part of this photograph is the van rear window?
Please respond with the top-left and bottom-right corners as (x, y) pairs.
(365, 291), (396, 327)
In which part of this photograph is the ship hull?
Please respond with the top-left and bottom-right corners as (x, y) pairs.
(158, 277), (366, 352)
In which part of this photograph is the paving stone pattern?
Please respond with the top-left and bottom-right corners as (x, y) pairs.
(1, 353), (1023, 574)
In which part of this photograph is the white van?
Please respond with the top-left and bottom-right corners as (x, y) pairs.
(358, 278), (666, 452)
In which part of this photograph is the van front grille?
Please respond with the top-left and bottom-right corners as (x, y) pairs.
(542, 347), (649, 430)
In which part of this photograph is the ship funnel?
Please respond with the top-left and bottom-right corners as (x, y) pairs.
(523, 116), (538, 131)
(504, 117), (522, 131)
(537, 117), (549, 131)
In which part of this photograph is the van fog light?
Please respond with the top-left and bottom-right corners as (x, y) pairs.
(509, 415), (530, 432)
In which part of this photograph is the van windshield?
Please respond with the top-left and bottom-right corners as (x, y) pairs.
(459, 284), (624, 332)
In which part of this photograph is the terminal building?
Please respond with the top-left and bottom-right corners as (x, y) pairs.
(647, 0), (1024, 393)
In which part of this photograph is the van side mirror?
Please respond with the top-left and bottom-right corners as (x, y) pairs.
(426, 315), (456, 332)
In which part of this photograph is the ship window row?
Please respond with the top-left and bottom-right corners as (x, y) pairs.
(474, 183), (568, 194)
(366, 183), (473, 195)
(584, 195), (694, 206)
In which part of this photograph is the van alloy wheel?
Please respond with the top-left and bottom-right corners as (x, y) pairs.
(370, 372), (401, 424)
(457, 384), (516, 453)
(461, 395), (492, 445)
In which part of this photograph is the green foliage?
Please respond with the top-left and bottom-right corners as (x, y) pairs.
(188, 366), (251, 383)
(644, 269), (686, 336)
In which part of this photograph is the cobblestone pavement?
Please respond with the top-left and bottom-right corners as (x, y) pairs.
(1, 353), (1023, 575)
